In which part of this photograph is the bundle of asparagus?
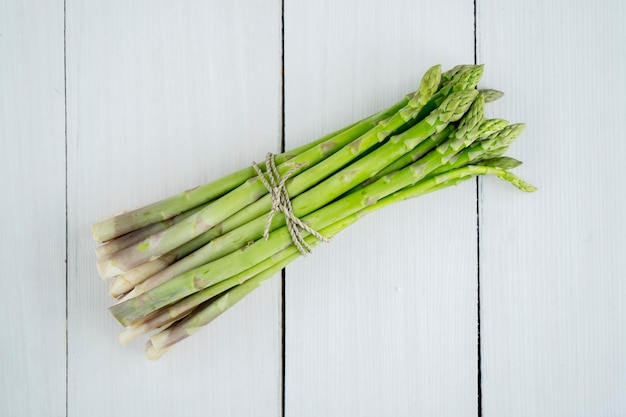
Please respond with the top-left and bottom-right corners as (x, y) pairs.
(92, 64), (535, 359)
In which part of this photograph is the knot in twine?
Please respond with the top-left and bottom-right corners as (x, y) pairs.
(252, 153), (330, 256)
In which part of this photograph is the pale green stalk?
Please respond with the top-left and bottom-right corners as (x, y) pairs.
(95, 204), (206, 258)
(109, 258), (174, 297)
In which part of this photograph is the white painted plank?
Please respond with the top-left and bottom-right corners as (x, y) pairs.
(66, 1), (282, 416)
(478, 1), (626, 416)
(0, 1), (66, 416)
(283, 1), (478, 415)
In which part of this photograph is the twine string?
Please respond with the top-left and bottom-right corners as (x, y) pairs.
(251, 153), (330, 256)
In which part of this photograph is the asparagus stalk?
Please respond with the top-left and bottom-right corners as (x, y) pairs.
(96, 69), (444, 278)
(145, 163), (535, 357)
(95, 204), (207, 258)
(109, 257), (175, 298)
(145, 340), (173, 360)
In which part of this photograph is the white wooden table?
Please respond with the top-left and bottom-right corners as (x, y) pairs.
(2, 1), (625, 416)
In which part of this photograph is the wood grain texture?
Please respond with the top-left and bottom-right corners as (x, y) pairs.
(0, 1), (66, 416)
(66, 1), (283, 416)
(283, 1), (478, 415)
(478, 1), (626, 416)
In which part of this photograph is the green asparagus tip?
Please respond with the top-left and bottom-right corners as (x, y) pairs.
(466, 94), (486, 129)
(462, 94), (486, 146)
(497, 123), (526, 146)
(474, 64), (485, 78)
(409, 64), (442, 108)
(476, 118), (509, 138)
(502, 171), (537, 192)
(479, 89), (504, 103)
(454, 65), (484, 91)
(468, 165), (537, 192)
(441, 64), (475, 83)
(476, 156), (523, 170)
(482, 122), (526, 151)
(438, 89), (479, 123)
(446, 94), (485, 151)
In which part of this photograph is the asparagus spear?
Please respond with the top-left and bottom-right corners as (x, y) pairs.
(145, 163), (535, 357)
(109, 257), (175, 298)
(96, 68), (444, 278)
(95, 204), (207, 258)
